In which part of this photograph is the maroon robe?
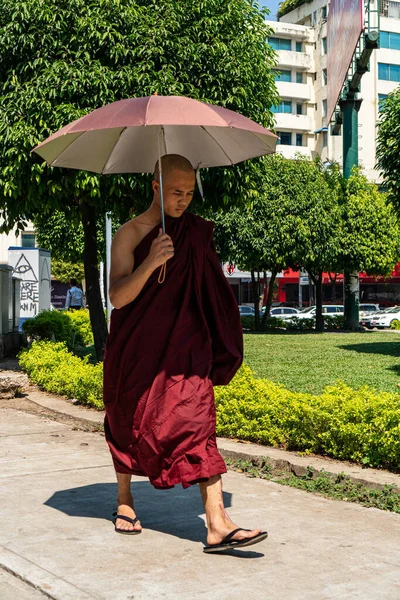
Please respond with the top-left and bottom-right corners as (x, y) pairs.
(103, 212), (243, 489)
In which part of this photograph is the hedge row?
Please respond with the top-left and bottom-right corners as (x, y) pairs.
(19, 341), (400, 471)
(19, 341), (103, 408)
(22, 309), (94, 347)
(215, 366), (400, 471)
(241, 315), (344, 331)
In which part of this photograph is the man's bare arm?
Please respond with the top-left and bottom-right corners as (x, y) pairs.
(109, 224), (174, 309)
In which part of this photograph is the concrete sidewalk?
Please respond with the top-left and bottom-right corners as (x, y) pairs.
(1, 406), (400, 600)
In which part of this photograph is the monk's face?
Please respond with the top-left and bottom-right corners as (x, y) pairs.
(152, 168), (195, 218)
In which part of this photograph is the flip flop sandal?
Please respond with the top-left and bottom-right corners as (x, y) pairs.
(203, 528), (268, 553)
(113, 512), (142, 535)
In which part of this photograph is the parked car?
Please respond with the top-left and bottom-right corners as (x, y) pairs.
(359, 303), (380, 319)
(360, 307), (389, 328)
(292, 305), (344, 320)
(368, 306), (400, 329)
(238, 305), (255, 316)
(261, 306), (300, 319)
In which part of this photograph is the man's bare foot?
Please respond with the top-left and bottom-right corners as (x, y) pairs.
(206, 517), (261, 546)
(115, 494), (142, 533)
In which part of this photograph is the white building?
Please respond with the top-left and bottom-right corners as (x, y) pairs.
(269, 0), (400, 182)
(0, 220), (37, 263)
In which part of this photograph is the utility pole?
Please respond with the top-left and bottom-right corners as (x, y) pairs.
(332, 17), (379, 330)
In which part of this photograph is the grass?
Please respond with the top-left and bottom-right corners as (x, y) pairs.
(244, 331), (400, 395)
(225, 457), (400, 514)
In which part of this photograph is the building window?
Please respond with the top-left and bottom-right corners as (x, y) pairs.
(269, 37), (292, 51)
(296, 72), (304, 84)
(322, 6), (328, 20)
(273, 69), (291, 82)
(296, 41), (302, 52)
(296, 133), (303, 147)
(322, 131), (328, 147)
(380, 31), (400, 51)
(322, 69), (328, 86)
(271, 100), (292, 114)
(378, 94), (388, 111)
(322, 37), (327, 55)
(277, 132), (292, 145)
(378, 62), (400, 82)
(21, 234), (36, 248)
(322, 99), (327, 117)
(296, 103), (303, 115)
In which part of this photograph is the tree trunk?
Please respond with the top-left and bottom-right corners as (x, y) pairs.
(80, 199), (108, 361)
(314, 271), (324, 332)
(329, 273), (338, 303)
(261, 267), (278, 329)
(344, 269), (360, 330)
(251, 269), (260, 331)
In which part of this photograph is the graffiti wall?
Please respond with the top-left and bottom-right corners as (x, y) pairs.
(8, 248), (51, 323)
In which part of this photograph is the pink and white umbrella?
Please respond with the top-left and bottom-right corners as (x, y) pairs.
(33, 95), (277, 174)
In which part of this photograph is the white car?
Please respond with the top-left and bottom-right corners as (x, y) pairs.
(293, 305), (344, 320)
(264, 307), (300, 319)
(359, 303), (380, 318)
(369, 307), (400, 328)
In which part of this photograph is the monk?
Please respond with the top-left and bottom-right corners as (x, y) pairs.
(103, 154), (267, 552)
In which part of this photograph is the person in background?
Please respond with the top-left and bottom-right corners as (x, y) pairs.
(65, 278), (85, 310)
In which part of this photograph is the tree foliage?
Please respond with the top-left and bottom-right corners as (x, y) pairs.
(376, 88), (400, 210)
(0, 0), (279, 358)
(336, 170), (400, 276)
(212, 154), (340, 330)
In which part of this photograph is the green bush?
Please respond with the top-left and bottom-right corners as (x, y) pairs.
(215, 365), (400, 471)
(66, 309), (94, 346)
(277, 0), (312, 18)
(18, 341), (400, 470)
(390, 319), (400, 330)
(19, 340), (103, 408)
(22, 308), (93, 348)
(22, 310), (73, 344)
(241, 315), (287, 331)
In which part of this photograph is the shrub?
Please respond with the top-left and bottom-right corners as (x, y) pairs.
(215, 365), (400, 471)
(22, 310), (73, 344)
(67, 309), (94, 346)
(390, 319), (400, 330)
(241, 315), (287, 331)
(19, 340), (103, 408)
(22, 308), (93, 348)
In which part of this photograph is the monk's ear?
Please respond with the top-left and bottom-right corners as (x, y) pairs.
(152, 180), (159, 194)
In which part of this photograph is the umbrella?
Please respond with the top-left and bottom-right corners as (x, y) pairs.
(32, 95), (277, 286)
(32, 95), (277, 228)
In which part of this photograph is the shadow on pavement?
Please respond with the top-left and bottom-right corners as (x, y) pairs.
(44, 481), (236, 545)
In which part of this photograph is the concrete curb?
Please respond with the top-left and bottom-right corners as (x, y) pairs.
(18, 386), (400, 492)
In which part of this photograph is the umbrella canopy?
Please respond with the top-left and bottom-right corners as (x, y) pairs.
(32, 95), (277, 174)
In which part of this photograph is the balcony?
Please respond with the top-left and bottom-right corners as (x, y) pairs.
(276, 81), (312, 101)
(276, 50), (313, 71)
(277, 145), (312, 159)
(274, 113), (312, 132)
(380, 0), (400, 18)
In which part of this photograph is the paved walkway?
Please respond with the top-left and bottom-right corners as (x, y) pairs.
(1, 406), (400, 600)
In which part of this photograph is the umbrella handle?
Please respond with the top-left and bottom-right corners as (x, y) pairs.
(158, 127), (166, 233)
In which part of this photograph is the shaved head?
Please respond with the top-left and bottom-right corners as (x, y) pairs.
(154, 154), (194, 183)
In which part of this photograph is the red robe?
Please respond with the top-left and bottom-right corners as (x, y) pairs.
(103, 212), (243, 489)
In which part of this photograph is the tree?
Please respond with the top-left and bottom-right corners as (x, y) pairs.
(0, 0), (279, 359)
(211, 154), (341, 331)
(335, 169), (400, 283)
(377, 88), (400, 209)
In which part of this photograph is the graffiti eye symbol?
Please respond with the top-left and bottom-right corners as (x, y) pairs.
(15, 265), (31, 274)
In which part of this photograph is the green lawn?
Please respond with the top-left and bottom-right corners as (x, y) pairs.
(244, 331), (400, 395)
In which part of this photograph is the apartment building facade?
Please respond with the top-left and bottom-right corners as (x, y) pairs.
(270, 0), (400, 182)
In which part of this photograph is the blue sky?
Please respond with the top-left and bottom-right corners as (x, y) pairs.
(259, 0), (280, 20)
